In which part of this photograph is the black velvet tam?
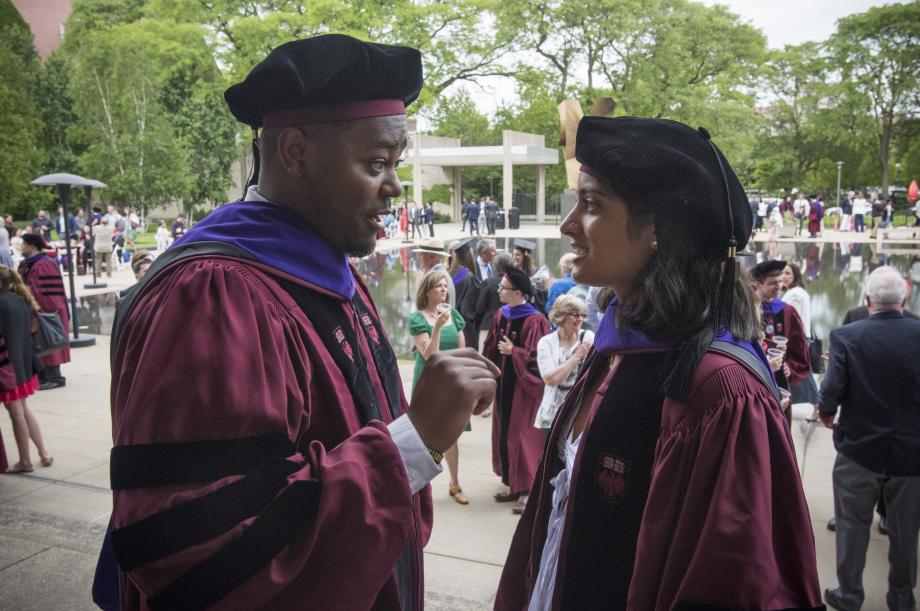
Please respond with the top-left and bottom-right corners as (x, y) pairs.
(750, 259), (787, 281)
(504, 266), (533, 296)
(225, 34), (423, 128)
(575, 116), (752, 255)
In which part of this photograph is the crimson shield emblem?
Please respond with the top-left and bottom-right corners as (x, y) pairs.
(596, 453), (629, 503)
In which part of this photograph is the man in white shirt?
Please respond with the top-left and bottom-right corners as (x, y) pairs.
(476, 238), (496, 280)
(794, 194), (810, 237)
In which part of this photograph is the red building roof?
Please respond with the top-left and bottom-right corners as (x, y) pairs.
(11, 0), (73, 60)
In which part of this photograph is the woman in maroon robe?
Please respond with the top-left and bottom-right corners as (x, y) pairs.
(495, 117), (822, 610)
(17, 234), (69, 389)
(483, 266), (550, 514)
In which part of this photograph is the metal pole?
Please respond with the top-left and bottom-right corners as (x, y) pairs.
(57, 184), (80, 340)
(835, 161), (843, 209)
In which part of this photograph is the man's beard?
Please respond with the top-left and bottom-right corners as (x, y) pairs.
(346, 240), (376, 258)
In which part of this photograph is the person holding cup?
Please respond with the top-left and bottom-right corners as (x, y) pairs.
(751, 260), (811, 398)
(410, 270), (470, 505)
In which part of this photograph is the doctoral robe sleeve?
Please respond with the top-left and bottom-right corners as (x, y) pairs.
(784, 306), (811, 384)
(483, 311), (504, 365)
(628, 361), (822, 610)
(509, 315), (551, 401)
(110, 259), (414, 611)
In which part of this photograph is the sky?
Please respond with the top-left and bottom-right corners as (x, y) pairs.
(445, 0), (900, 124)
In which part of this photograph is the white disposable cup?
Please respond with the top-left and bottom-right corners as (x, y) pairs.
(436, 303), (451, 314)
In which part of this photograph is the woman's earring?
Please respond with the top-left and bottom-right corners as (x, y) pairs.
(651, 240), (658, 250)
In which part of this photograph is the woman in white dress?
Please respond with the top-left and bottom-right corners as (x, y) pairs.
(781, 262), (820, 413)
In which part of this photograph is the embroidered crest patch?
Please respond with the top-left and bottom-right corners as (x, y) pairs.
(596, 452), (629, 503)
(360, 313), (381, 346)
(333, 326), (354, 362)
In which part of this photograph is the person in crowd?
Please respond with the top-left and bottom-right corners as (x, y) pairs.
(92, 217), (115, 278)
(414, 237), (454, 305)
(72, 208), (86, 236)
(170, 213), (187, 240)
(793, 192), (809, 237)
(461, 198), (469, 233)
(98, 35), (498, 611)
(0, 218), (12, 269)
(880, 197), (895, 237)
(123, 207), (140, 253)
(383, 209), (397, 238)
(31, 211), (53, 239)
(584, 285), (604, 330)
(130, 250), (154, 281)
(870, 195), (884, 238)
(79, 225), (94, 273)
(485, 196), (499, 235)
(496, 116), (821, 610)
(483, 266), (550, 515)
(54, 206), (75, 240)
(534, 295), (593, 438)
(449, 237), (483, 351)
(466, 197), (481, 236)
(424, 202), (435, 237)
(819, 266), (920, 611)
(512, 239), (536, 276)
(477, 252), (514, 355)
(3, 215), (14, 242)
(808, 194), (824, 238)
(476, 238), (496, 280)
(751, 260), (811, 402)
(841, 191), (854, 232)
(18, 234), (69, 390)
(852, 191), (869, 233)
(410, 270), (470, 505)
(0, 266), (52, 473)
(155, 220), (171, 251)
(781, 263), (820, 415)
(545, 253), (577, 314)
(410, 202), (424, 239)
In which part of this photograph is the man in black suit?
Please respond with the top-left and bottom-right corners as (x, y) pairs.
(819, 266), (920, 611)
(484, 197), (498, 235)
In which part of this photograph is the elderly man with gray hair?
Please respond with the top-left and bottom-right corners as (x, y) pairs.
(820, 266), (920, 611)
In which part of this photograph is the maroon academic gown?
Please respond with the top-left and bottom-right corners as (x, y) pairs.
(483, 307), (549, 494)
(19, 254), (70, 366)
(110, 255), (433, 610)
(762, 298), (811, 386)
(495, 349), (822, 610)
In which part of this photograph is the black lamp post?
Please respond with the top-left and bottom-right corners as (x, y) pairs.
(31, 173), (107, 348)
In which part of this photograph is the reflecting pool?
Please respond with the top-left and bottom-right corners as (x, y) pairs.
(76, 238), (920, 359)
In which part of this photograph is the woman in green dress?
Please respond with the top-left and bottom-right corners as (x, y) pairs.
(410, 269), (469, 504)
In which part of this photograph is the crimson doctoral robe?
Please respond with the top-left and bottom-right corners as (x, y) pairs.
(495, 349), (822, 610)
(110, 254), (433, 610)
(483, 307), (550, 494)
(18, 254), (70, 366)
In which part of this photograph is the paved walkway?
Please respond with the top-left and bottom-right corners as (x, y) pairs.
(1, 222), (917, 609)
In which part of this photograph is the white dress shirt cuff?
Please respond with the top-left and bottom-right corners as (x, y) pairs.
(387, 414), (443, 495)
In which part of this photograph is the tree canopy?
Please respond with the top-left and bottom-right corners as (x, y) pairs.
(2, 0), (918, 219)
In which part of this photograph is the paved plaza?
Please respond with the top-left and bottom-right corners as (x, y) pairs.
(0, 221), (917, 609)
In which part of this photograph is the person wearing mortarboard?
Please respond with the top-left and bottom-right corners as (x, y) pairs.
(512, 238), (537, 276)
(482, 265), (551, 516)
(751, 259), (812, 415)
(448, 237), (482, 351)
(495, 117), (821, 610)
(100, 34), (499, 611)
(18, 233), (69, 390)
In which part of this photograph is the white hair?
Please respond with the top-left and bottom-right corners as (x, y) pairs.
(559, 252), (577, 275)
(867, 266), (907, 305)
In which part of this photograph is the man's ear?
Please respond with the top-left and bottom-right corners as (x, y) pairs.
(276, 128), (312, 178)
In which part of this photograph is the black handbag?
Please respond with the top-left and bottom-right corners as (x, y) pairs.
(809, 324), (825, 374)
(33, 311), (69, 357)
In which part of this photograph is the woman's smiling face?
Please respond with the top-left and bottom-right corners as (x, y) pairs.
(560, 172), (656, 296)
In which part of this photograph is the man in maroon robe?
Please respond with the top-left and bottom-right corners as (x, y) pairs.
(18, 233), (69, 389)
(103, 35), (498, 611)
(752, 259), (811, 393)
(483, 266), (549, 514)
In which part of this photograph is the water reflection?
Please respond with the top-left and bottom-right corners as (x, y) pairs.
(77, 239), (920, 355)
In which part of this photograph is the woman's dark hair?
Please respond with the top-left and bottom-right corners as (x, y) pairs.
(612, 190), (762, 401)
(784, 262), (803, 290)
(448, 247), (477, 278)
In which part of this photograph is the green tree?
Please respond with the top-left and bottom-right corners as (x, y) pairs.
(829, 1), (920, 195)
(0, 1), (45, 216)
